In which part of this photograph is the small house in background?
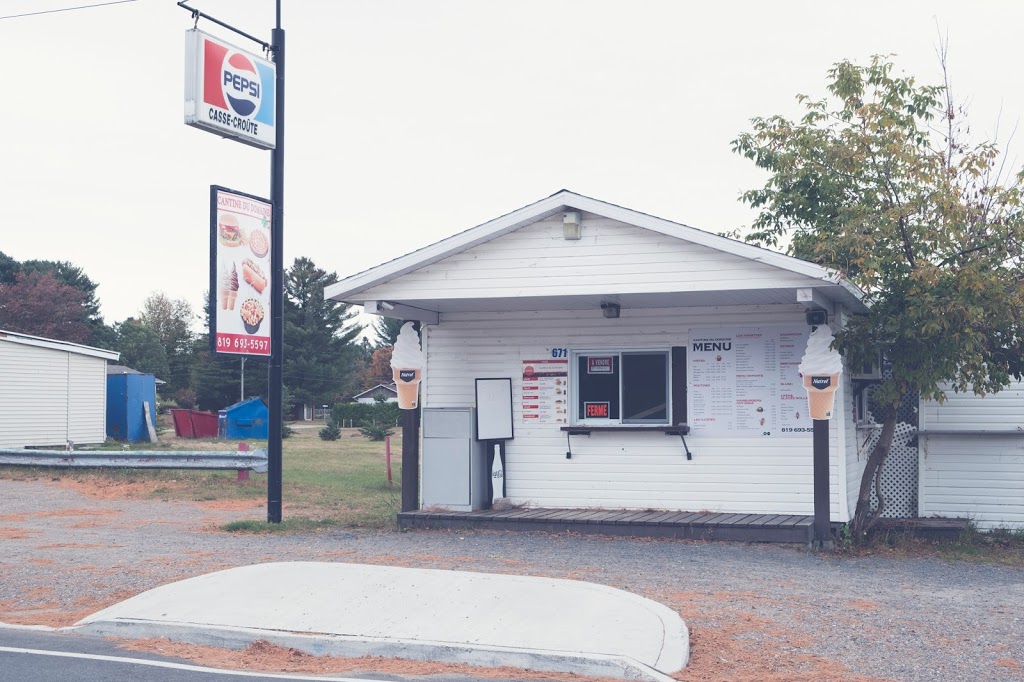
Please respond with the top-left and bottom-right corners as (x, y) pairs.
(105, 366), (158, 442)
(219, 397), (269, 440)
(0, 330), (119, 448)
(352, 383), (398, 405)
(293, 403), (332, 420)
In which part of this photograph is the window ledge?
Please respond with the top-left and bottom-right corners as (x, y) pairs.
(561, 425), (689, 435)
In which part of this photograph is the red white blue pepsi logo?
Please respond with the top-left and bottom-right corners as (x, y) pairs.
(203, 37), (274, 127)
(223, 53), (260, 116)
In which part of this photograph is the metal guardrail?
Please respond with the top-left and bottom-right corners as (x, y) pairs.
(0, 448), (269, 473)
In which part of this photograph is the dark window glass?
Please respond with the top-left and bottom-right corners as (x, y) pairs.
(622, 353), (668, 422)
(577, 355), (619, 420)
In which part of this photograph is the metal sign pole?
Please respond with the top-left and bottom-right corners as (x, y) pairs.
(813, 419), (832, 549)
(266, 5), (285, 523)
(178, 0), (285, 523)
(401, 408), (419, 513)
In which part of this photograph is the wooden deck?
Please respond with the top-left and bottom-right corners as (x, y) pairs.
(872, 517), (969, 541)
(398, 508), (815, 544)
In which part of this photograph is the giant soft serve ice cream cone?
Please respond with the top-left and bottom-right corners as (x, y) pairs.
(391, 322), (424, 409)
(798, 326), (843, 420)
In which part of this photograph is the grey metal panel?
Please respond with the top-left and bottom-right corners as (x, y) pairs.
(422, 437), (470, 506)
(423, 408), (472, 439)
(470, 439), (490, 510)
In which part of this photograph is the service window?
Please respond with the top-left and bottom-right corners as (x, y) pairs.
(574, 351), (669, 424)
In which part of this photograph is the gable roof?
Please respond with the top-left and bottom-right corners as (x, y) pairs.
(107, 364), (167, 384)
(0, 329), (119, 361)
(223, 396), (267, 412)
(352, 383), (398, 400)
(325, 190), (867, 311)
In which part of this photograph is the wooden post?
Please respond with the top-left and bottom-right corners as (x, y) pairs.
(401, 409), (419, 512)
(237, 441), (250, 482)
(385, 435), (393, 486)
(813, 419), (832, 549)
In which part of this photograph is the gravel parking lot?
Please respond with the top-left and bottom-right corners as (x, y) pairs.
(0, 477), (1021, 681)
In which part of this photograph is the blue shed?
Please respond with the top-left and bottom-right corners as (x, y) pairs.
(219, 397), (269, 440)
(106, 368), (158, 442)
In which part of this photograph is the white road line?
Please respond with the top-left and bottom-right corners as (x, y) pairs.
(0, 646), (382, 681)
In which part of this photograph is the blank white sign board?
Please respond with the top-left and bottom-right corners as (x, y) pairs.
(475, 378), (514, 440)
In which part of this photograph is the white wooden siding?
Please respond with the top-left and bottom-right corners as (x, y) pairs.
(422, 306), (850, 520)
(842, 365), (866, 520)
(0, 340), (108, 448)
(358, 214), (827, 302)
(918, 380), (1024, 529)
(919, 434), (1024, 529)
(68, 353), (107, 443)
(921, 381), (1024, 432)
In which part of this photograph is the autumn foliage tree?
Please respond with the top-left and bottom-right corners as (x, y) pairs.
(733, 55), (1024, 537)
(0, 271), (91, 343)
(361, 346), (394, 388)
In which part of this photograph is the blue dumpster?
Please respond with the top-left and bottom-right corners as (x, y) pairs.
(106, 372), (157, 442)
(219, 397), (268, 440)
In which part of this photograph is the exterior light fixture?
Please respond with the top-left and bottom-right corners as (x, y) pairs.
(563, 211), (582, 240)
(601, 302), (620, 319)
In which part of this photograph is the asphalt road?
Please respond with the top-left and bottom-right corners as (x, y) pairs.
(0, 628), (527, 682)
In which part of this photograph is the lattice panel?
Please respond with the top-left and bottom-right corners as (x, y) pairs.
(861, 383), (919, 518)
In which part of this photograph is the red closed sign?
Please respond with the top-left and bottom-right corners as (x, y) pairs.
(584, 402), (610, 418)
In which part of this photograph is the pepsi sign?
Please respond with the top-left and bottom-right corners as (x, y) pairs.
(184, 30), (276, 150)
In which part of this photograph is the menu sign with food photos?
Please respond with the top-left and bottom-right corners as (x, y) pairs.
(209, 186), (272, 356)
(521, 357), (569, 424)
(687, 327), (811, 438)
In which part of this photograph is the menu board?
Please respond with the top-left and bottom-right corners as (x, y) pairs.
(688, 327), (811, 437)
(209, 186), (272, 356)
(521, 358), (569, 424)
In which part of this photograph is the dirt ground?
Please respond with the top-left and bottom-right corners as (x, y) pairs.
(1, 474), (1021, 681)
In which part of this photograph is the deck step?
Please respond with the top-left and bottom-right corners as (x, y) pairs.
(398, 508), (814, 544)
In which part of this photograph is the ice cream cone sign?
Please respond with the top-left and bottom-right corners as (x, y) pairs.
(391, 322), (424, 410)
(798, 325), (843, 420)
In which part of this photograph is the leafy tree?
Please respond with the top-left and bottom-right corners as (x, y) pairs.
(360, 346), (394, 389)
(733, 55), (1024, 537)
(283, 257), (363, 409)
(0, 254), (114, 346)
(0, 271), (91, 343)
(113, 318), (170, 379)
(0, 251), (18, 284)
(20, 258), (112, 346)
(373, 317), (404, 347)
(139, 292), (196, 395)
(190, 339), (266, 411)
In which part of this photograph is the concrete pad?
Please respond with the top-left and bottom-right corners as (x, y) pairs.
(75, 562), (688, 681)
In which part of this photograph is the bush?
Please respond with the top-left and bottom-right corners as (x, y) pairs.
(319, 422), (341, 441)
(174, 387), (198, 410)
(359, 423), (394, 441)
(329, 401), (401, 428)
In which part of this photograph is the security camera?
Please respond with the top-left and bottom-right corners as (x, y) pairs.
(805, 309), (828, 326)
(379, 301), (395, 312)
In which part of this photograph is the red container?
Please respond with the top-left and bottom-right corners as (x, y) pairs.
(189, 410), (219, 438)
(170, 409), (219, 439)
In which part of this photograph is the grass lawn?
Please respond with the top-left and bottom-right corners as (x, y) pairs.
(0, 425), (403, 532)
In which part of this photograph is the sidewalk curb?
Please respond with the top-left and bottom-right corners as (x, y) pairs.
(72, 619), (681, 682)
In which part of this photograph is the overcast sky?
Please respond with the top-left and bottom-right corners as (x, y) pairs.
(2, 0), (1022, 327)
